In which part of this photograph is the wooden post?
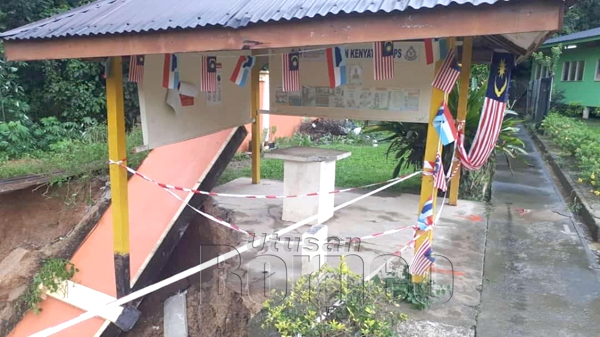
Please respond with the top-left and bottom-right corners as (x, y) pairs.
(412, 38), (455, 283)
(449, 37), (473, 206)
(106, 56), (131, 297)
(251, 58), (261, 184)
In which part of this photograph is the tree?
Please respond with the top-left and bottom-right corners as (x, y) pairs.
(560, 0), (600, 35)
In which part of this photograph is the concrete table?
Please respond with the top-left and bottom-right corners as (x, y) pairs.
(265, 147), (351, 225)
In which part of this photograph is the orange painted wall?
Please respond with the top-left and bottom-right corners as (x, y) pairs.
(10, 128), (236, 337)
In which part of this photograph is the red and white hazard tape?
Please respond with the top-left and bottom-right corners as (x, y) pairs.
(162, 188), (255, 237)
(29, 171), (423, 337)
(351, 226), (412, 242)
(109, 160), (418, 199)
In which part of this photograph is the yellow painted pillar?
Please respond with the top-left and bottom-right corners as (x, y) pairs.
(251, 58), (261, 184)
(412, 38), (455, 283)
(449, 37), (473, 206)
(106, 56), (131, 297)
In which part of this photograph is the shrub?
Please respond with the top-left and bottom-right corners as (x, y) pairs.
(262, 259), (407, 337)
(561, 101), (585, 117)
(541, 113), (600, 187)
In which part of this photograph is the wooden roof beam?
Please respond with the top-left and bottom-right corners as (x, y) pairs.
(3, 0), (563, 61)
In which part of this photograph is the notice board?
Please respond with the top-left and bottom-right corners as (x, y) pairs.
(268, 42), (434, 123)
(139, 51), (252, 149)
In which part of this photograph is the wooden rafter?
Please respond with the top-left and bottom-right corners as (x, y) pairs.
(3, 0), (563, 61)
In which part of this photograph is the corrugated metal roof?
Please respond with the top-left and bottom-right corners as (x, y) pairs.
(543, 27), (600, 46)
(0, 0), (509, 41)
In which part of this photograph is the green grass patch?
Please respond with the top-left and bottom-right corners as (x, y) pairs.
(219, 144), (420, 193)
(0, 127), (147, 180)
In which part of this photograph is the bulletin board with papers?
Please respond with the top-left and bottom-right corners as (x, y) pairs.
(268, 42), (435, 123)
(138, 51), (252, 149)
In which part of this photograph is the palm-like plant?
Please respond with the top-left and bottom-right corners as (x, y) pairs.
(365, 81), (526, 200)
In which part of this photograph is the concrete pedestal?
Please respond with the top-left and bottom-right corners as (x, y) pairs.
(265, 147), (351, 225)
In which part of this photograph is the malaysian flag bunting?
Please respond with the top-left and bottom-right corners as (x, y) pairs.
(373, 41), (394, 80)
(434, 152), (447, 192)
(457, 52), (514, 171)
(282, 52), (300, 92)
(409, 237), (435, 276)
(423, 159), (435, 176)
(230, 55), (255, 87)
(417, 197), (434, 231)
(432, 48), (461, 93)
(128, 55), (145, 83)
(200, 56), (217, 92)
(326, 46), (347, 88)
(433, 104), (458, 146)
(162, 53), (179, 89)
(424, 38), (448, 65)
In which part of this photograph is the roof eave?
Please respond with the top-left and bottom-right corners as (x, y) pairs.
(2, 0), (564, 61)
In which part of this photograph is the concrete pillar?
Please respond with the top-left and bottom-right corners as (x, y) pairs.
(282, 160), (336, 225)
(301, 224), (328, 275)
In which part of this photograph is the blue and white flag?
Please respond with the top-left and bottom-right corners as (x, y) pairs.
(417, 197), (434, 231)
(230, 55), (255, 87)
(326, 46), (347, 88)
(433, 104), (458, 146)
(162, 53), (179, 89)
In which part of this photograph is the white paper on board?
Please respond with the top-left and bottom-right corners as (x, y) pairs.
(166, 88), (183, 114)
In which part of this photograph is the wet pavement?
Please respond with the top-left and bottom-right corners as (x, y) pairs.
(477, 128), (600, 336)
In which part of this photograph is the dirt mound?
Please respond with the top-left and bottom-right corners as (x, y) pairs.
(0, 179), (109, 336)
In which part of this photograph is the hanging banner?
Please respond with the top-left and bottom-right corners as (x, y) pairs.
(268, 42), (434, 123)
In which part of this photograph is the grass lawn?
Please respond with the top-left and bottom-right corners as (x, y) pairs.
(219, 144), (421, 193)
(0, 128), (147, 180)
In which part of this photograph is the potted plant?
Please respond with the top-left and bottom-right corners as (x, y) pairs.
(268, 126), (277, 149)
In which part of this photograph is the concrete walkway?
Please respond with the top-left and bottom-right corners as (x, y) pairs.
(477, 128), (600, 336)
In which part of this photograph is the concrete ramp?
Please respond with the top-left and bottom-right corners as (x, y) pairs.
(10, 127), (246, 337)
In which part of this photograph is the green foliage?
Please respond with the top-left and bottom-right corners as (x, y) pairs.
(22, 258), (78, 314)
(560, 0), (600, 36)
(364, 80), (526, 200)
(0, 126), (146, 179)
(532, 45), (562, 76)
(541, 113), (600, 192)
(275, 132), (313, 148)
(262, 259), (407, 337)
(374, 265), (450, 311)
(556, 102), (585, 118)
(0, 54), (30, 122)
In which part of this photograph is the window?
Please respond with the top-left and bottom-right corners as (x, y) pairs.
(562, 60), (585, 82)
(596, 59), (600, 81)
(576, 60), (585, 81)
(562, 62), (570, 81)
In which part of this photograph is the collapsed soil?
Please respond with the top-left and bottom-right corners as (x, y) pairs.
(0, 177), (109, 336)
(124, 198), (260, 337)
(0, 178), (105, 262)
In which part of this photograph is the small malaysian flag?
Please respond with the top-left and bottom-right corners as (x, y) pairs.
(373, 41), (394, 80)
(432, 48), (461, 93)
(409, 237), (435, 276)
(200, 56), (217, 92)
(128, 55), (145, 83)
(434, 152), (447, 192)
(282, 52), (300, 92)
